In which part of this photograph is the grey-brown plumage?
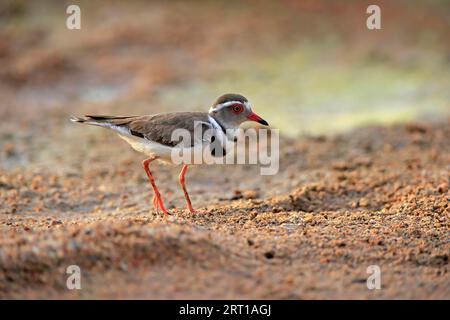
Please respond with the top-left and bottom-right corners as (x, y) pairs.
(70, 93), (268, 152)
(213, 93), (248, 106)
(70, 93), (269, 216)
(72, 112), (211, 147)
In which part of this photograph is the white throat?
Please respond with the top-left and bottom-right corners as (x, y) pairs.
(208, 115), (240, 143)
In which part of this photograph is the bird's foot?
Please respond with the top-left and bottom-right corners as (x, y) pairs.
(152, 196), (159, 214)
(152, 195), (171, 217)
(184, 205), (196, 215)
(156, 196), (171, 216)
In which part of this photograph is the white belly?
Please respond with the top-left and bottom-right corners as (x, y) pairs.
(118, 134), (216, 165)
(118, 134), (174, 163)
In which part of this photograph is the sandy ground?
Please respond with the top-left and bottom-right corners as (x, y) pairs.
(0, 121), (449, 299)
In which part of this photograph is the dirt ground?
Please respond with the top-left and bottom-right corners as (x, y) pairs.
(0, 121), (449, 299)
(0, 1), (449, 299)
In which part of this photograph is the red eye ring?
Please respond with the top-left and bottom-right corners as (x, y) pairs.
(231, 104), (244, 114)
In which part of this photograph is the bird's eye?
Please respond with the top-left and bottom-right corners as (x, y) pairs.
(231, 104), (243, 114)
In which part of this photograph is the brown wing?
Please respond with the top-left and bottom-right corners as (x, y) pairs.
(127, 112), (211, 147)
(82, 112), (211, 147)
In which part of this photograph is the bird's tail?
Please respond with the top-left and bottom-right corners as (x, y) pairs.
(70, 115), (88, 123)
(69, 115), (137, 135)
(71, 114), (136, 124)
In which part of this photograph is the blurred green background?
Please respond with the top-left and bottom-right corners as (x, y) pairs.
(0, 0), (449, 137)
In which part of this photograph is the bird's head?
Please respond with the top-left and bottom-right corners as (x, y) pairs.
(208, 93), (269, 129)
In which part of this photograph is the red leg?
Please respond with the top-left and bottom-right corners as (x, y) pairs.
(142, 157), (169, 216)
(179, 164), (195, 214)
(152, 195), (159, 213)
(151, 167), (160, 213)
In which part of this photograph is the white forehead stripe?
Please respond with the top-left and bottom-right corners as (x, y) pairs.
(209, 101), (250, 112)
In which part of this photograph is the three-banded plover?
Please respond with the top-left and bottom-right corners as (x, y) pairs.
(70, 93), (268, 216)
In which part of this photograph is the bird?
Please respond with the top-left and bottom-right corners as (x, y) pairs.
(70, 93), (269, 217)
